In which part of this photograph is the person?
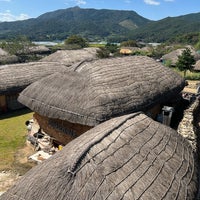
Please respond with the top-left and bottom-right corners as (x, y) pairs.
(25, 120), (32, 134)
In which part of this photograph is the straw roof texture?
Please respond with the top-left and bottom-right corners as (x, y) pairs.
(0, 48), (8, 56)
(25, 45), (50, 54)
(0, 62), (67, 95)
(40, 47), (98, 65)
(1, 113), (197, 200)
(162, 47), (198, 65)
(18, 56), (185, 126)
(0, 48), (18, 64)
(194, 60), (200, 71)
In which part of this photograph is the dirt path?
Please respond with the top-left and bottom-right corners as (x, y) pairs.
(0, 143), (37, 196)
(0, 171), (20, 196)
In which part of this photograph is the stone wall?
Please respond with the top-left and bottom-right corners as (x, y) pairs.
(177, 99), (200, 152)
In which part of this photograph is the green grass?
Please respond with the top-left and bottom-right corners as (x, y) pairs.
(172, 68), (200, 80)
(88, 43), (106, 48)
(0, 109), (33, 170)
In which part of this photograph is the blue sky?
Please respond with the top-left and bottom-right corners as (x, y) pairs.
(0, 0), (200, 22)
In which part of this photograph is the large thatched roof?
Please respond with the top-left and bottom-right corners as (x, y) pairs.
(40, 47), (98, 65)
(18, 56), (185, 126)
(1, 113), (197, 200)
(0, 62), (67, 95)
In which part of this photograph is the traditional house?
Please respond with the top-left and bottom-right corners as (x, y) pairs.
(40, 47), (98, 65)
(162, 46), (199, 66)
(1, 112), (198, 199)
(194, 60), (200, 72)
(119, 47), (140, 55)
(0, 48), (99, 113)
(0, 48), (18, 65)
(18, 56), (185, 145)
(0, 62), (67, 113)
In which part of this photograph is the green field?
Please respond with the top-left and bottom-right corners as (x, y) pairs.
(0, 109), (33, 171)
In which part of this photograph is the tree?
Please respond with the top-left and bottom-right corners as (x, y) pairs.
(64, 35), (88, 49)
(0, 35), (32, 55)
(120, 40), (138, 47)
(176, 47), (195, 78)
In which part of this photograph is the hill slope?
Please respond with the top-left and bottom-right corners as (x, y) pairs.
(0, 6), (151, 41)
(130, 12), (200, 42)
(0, 7), (200, 43)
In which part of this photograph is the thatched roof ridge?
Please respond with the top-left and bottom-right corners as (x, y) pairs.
(0, 62), (67, 95)
(1, 113), (197, 200)
(18, 56), (185, 126)
(40, 47), (98, 65)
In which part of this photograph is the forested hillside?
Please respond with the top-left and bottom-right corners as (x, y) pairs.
(130, 13), (200, 43)
(0, 6), (150, 42)
(0, 7), (200, 43)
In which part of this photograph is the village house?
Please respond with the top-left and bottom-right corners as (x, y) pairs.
(0, 62), (67, 113)
(0, 48), (98, 113)
(0, 48), (18, 65)
(18, 56), (185, 145)
(1, 112), (198, 199)
(161, 46), (200, 66)
(40, 47), (99, 65)
(119, 47), (140, 55)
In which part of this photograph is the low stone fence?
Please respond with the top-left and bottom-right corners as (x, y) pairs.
(177, 98), (200, 152)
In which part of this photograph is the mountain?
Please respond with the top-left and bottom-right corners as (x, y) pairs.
(130, 12), (200, 43)
(0, 7), (200, 43)
(0, 6), (151, 42)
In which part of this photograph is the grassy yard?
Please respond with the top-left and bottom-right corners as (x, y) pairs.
(0, 109), (33, 171)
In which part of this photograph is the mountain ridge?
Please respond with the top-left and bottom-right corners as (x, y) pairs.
(0, 6), (199, 43)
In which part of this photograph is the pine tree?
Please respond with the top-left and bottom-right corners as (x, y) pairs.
(176, 47), (195, 78)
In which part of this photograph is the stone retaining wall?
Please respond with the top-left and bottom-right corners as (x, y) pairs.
(177, 99), (200, 152)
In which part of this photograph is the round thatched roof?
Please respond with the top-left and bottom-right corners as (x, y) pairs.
(0, 48), (18, 64)
(0, 62), (67, 95)
(162, 47), (198, 65)
(1, 113), (197, 200)
(18, 56), (185, 126)
(40, 47), (98, 65)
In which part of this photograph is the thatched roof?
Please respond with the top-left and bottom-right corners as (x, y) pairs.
(120, 47), (140, 54)
(18, 56), (185, 126)
(0, 62), (67, 95)
(26, 45), (50, 54)
(40, 47), (98, 65)
(16, 45), (50, 55)
(1, 113), (197, 200)
(162, 47), (198, 65)
(194, 60), (200, 71)
(0, 48), (8, 56)
(0, 48), (18, 64)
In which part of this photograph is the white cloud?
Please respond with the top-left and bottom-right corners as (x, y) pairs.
(0, 10), (30, 22)
(75, 0), (86, 5)
(65, 0), (87, 6)
(144, 0), (160, 5)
